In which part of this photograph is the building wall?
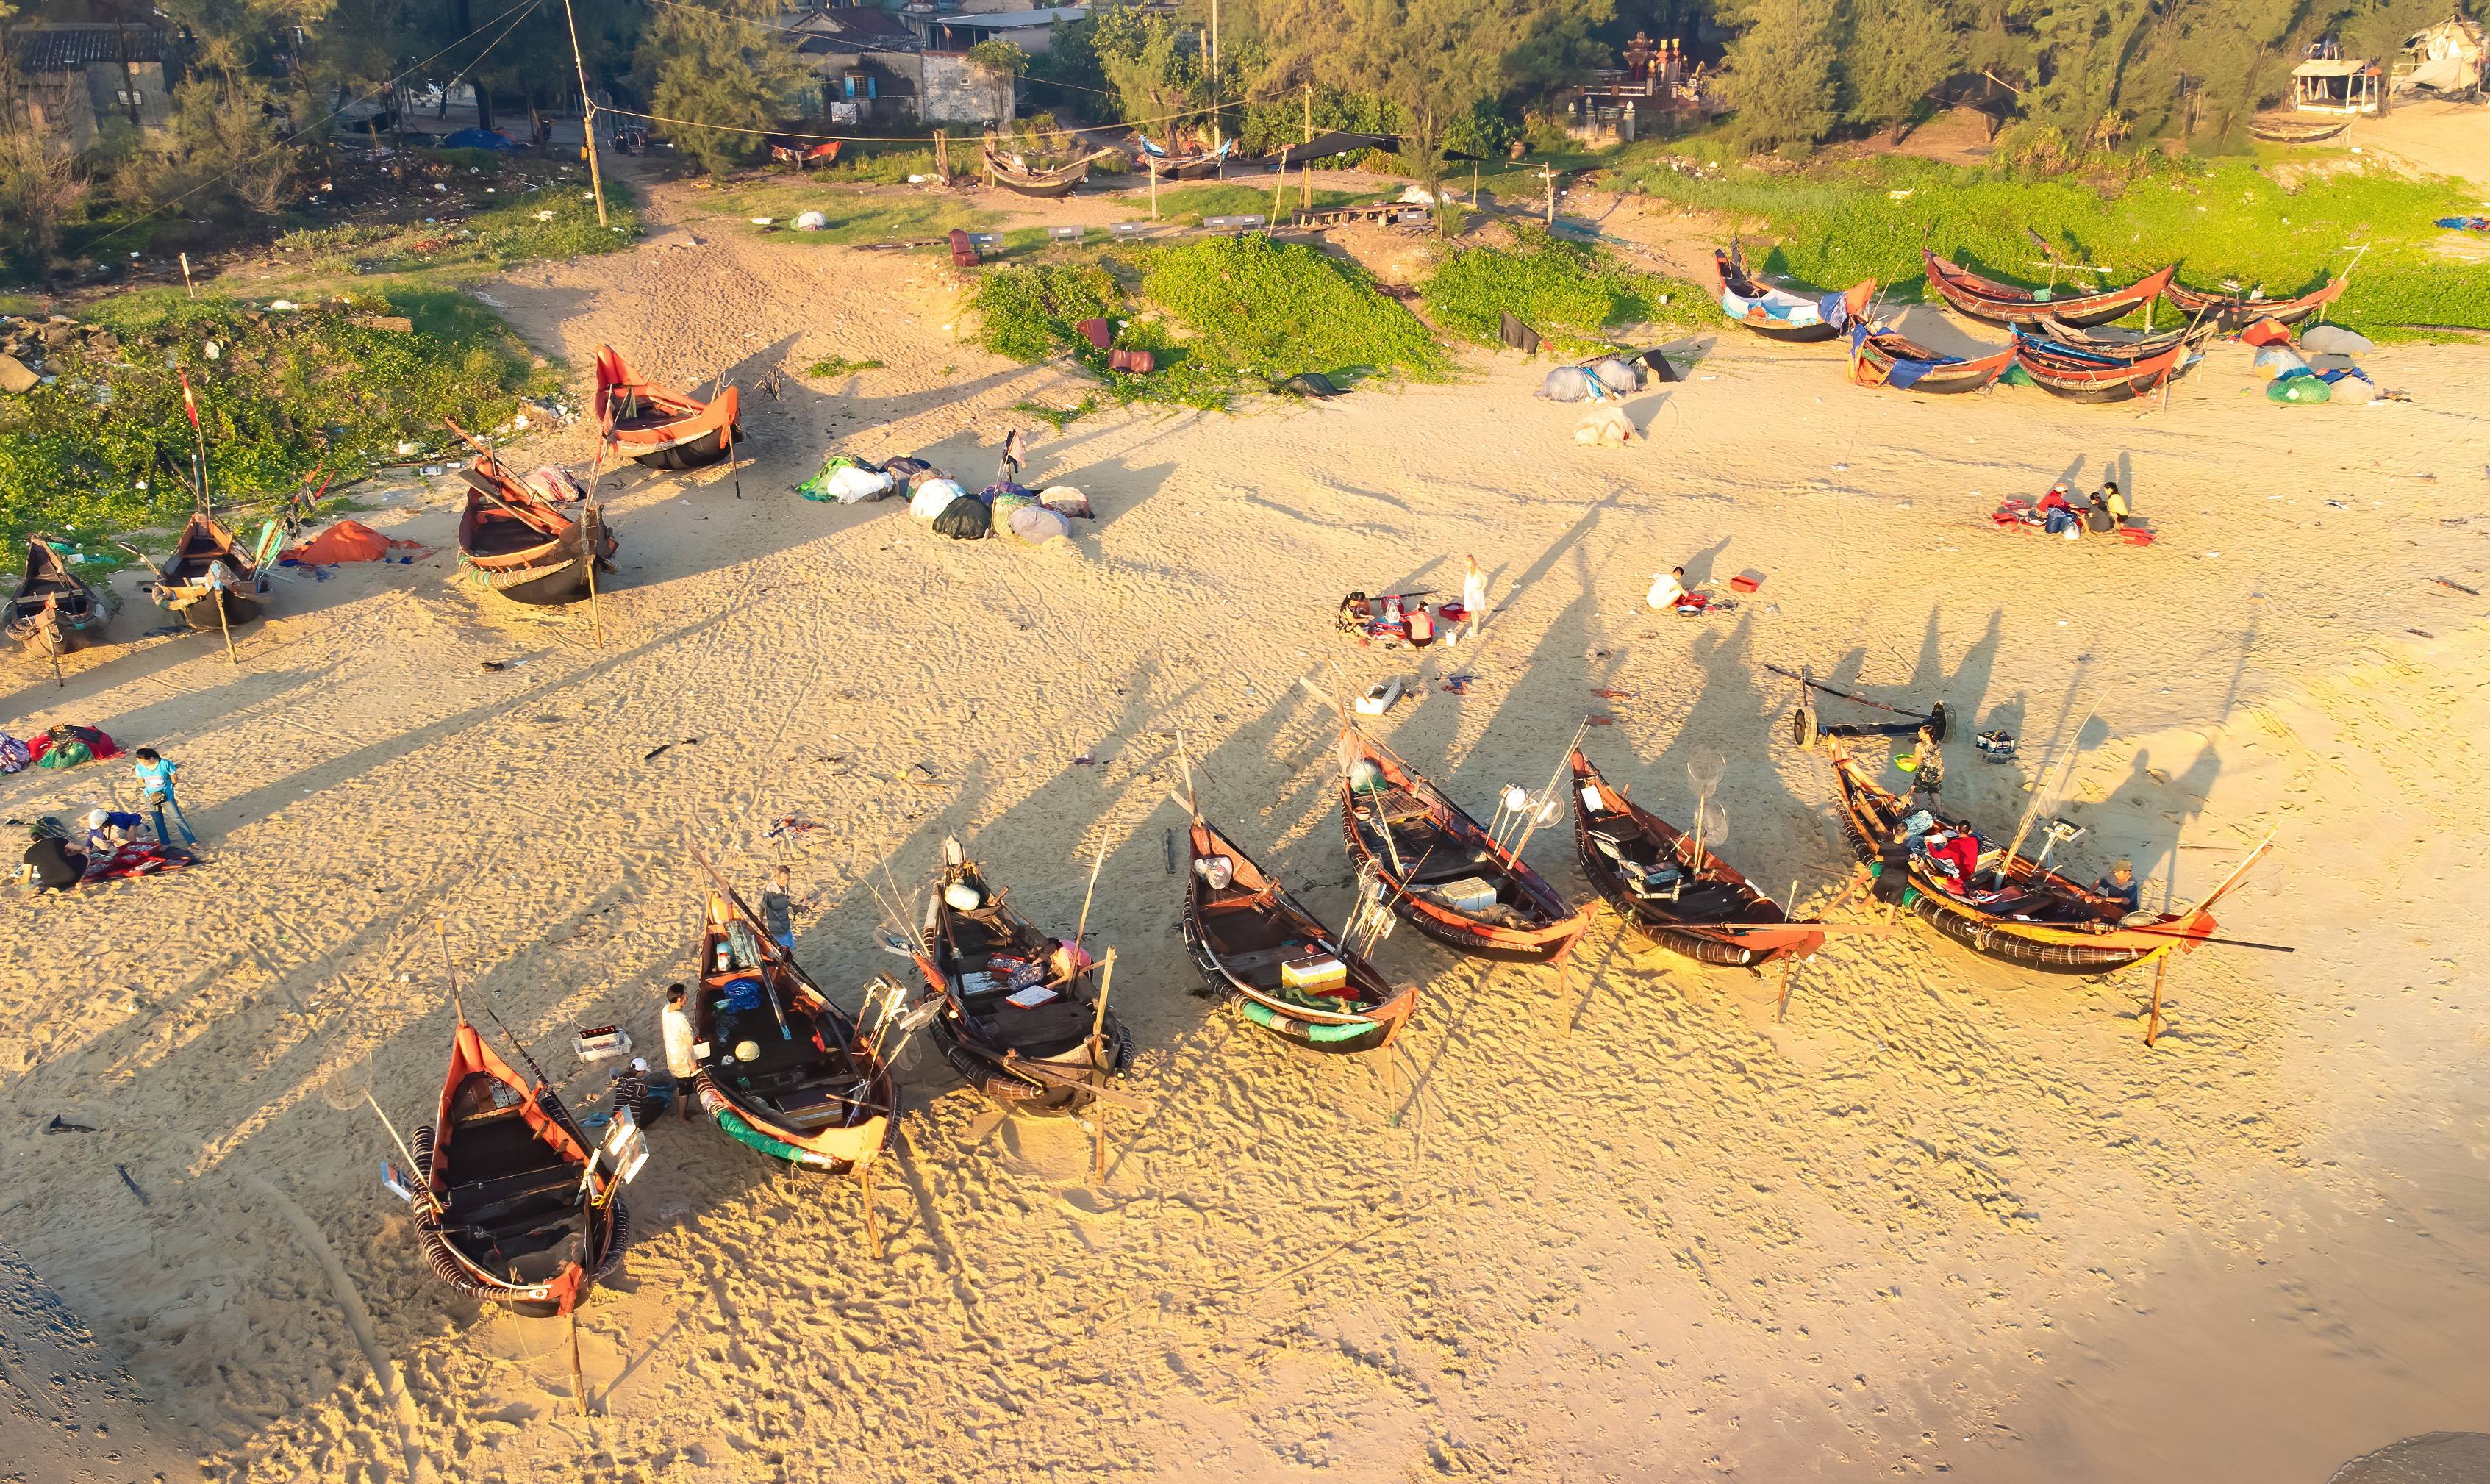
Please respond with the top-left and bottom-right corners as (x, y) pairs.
(23, 68), (99, 155)
(84, 58), (171, 140)
(918, 50), (1016, 123)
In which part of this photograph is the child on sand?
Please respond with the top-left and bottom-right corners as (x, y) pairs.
(132, 748), (196, 845)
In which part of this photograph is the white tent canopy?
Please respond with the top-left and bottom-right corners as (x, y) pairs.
(2398, 17), (2487, 95)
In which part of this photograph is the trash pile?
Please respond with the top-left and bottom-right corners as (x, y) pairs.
(2244, 318), (2382, 406)
(804, 451), (1092, 548)
(0, 723), (121, 773)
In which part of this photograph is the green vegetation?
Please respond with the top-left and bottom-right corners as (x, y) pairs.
(1423, 223), (1704, 352)
(1105, 183), (1381, 225)
(1012, 397), (1097, 431)
(805, 356), (886, 377)
(1611, 154), (2490, 336)
(693, 186), (1006, 247)
(0, 292), (557, 551)
(965, 237), (1447, 409)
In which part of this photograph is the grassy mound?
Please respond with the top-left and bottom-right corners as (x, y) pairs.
(966, 235), (1447, 408)
(1422, 223), (1697, 354)
(0, 290), (557, 550)
(1611, 154), (2489, 337)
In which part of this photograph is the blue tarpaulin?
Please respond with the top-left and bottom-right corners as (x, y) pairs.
(441, 128), (519, 151)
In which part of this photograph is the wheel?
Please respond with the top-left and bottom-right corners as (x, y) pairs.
(1924, 700), (1949, 744)
(1790, 706), (1817, 748)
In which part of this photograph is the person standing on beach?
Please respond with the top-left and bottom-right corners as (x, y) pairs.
(659, 983), (698, 1121)
(131, 748), (196, 845)
(1460, 555), (1487, 642)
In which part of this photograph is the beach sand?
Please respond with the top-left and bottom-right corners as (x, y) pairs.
(5, 164), (2489, 1483)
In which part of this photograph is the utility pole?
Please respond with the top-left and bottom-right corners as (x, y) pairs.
(562, 0), (607, 227)
(1209, 0), (1222, 150)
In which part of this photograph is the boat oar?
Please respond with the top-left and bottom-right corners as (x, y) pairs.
(1087, 951), (1118, 1183)
(1762, 663), (1928, 716)
(582, 503), (603, 650)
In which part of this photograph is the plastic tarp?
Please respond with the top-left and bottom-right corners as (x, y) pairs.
(280, 520), (425, 564)
(442, 128), (520, 151)
(1005, 505), (1072, 546)
(1539, 366), (1599, 402)
(1584, 357), (1638, 394)
(1720, 282), (1857, 331)
(2298, 324), (2374, 354)
(910, 479), (965, 520)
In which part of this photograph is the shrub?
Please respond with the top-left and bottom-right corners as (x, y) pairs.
(1421, 223), (1662, 351)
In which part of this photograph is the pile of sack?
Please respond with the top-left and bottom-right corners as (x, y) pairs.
(898, 462), (1093, 547)
(2244, 319), (2380, 405)
(0, 723), (121, 773)
(1537, 356), (1641, 404)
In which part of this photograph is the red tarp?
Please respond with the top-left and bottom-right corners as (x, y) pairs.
(281, 520), (427, 564)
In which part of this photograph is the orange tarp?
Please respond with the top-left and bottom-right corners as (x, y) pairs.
(282, 520), (426, 564)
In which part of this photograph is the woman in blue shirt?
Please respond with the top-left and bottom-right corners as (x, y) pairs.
(132, 748), (196, 845)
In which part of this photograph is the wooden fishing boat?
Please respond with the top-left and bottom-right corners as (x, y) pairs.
(6, 537), (115, 656)
(1337, 727), (1592, 966)
(410, 1013), (627, 1317)
(1183, 814), (1418, 1055)
(1136, 135), (1231, 179)
(2162, 276), (2346, 331)
(689, 881), (896, 1175)
(1713, 251), (1874, 343)
(1846, 323), (2012, 393)
(592, 345), (741, 470)
(2011, 334), (2194, 404)
(1569, 750), (1827, 968)
(455, 455), (617, 606)
(2028, 312), (2205, 356)
(2250, 118), (2351, 144)
(1813, 729), (2266, 975)
(981, 148), (1096, 198)
(912, 841), (1133, 1105)
(147, 512), (270, 631)
(1922, 251), (2177, 329)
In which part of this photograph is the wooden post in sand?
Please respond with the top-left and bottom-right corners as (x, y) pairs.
(1149, 154), (1159, 219)
(1270, 159), (1287, 229)
(858, 1165), (884, 1259)
(2144, 956), (2169, 1047)
(569, 1311), (587, 1415)
(1088, 951), (1117, 1184)
(215, 589), (238, 665)
(934, 129), (948, 180)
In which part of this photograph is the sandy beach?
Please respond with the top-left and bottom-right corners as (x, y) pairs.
(6, 154), (2490, 1483)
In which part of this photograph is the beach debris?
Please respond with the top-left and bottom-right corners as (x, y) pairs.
(1164, 829), (1176, 875)
(2432, 576), (2480, 595)
(642, 736), (701, 761)
(116, 1164), (151, 1205)
(43, 1115), (97, 1134)
(2409, 629), (2437, 638)
(767, 815), (820, 837)
(1441, 675), (1475, 695)
(1590, 688), (1634, 700)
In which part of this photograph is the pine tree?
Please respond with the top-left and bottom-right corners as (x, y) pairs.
(639, 0), (806, 175)
(1714, 0), (1842, 154)
(1842, 0), (1956, 140)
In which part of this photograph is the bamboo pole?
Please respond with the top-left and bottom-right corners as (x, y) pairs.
(859, 1164), (884, 1259)
(2144, 955), (2169, 1047)
(1073, 839), (1107, 951)
(1270, 158), (1287, 228)
(569, 1311), (587, 1415)
(582, 503), (603, 650)
(215, 588), (237, 665)
(1088, 951), (1117, 1183)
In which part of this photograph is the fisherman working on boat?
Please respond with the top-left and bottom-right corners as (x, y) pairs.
(2093, 859), (2141, 913)
(610, 1058), (660, 1128)
(760, 865), (812, 954)
(1922, 827), (1983, 894)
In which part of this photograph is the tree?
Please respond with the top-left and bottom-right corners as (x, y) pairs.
(635, 0), (806, 175)
(1714, 0), (1841, 154)
(1842, 0), (1956, 139)
(1263, 0), (1609, 202)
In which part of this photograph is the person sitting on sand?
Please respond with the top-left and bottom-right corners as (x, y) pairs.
(1647, 567), (1690, 610)
(86, 808), (143, 853)
(2093, 859), (2142, 913)
(22, 822), (85, 894)
(2086, 480), (2128, 534)
(609, 1057), (659, 1127)
(2036, 483), (2083, 538)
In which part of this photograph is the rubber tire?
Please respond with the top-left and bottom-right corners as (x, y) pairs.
(1791, 706), (1817, 748)
(1925, 700), (1950, 744)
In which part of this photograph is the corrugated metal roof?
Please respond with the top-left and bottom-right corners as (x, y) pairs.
(10, 25), (162, 72)
(912, 6), (1085, 28)
(821, 6), (913, 37)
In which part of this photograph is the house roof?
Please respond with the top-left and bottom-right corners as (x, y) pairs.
(10, 24), (162, 71)
(820, 6), (913, 38)
(2292, 58), (2372, 76)
(912, 7), (1086, 28)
